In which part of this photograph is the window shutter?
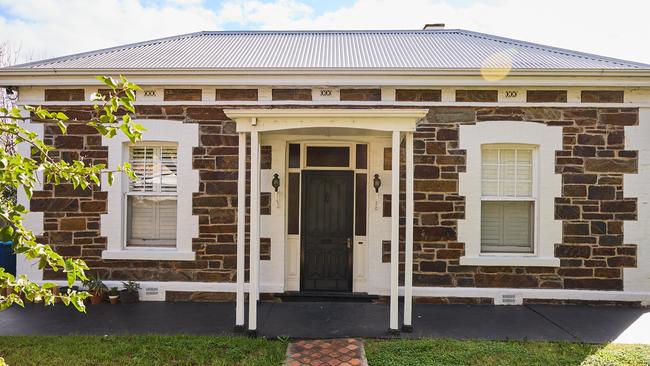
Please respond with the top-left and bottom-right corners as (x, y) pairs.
(481, 148), (499, 196)
(157, 197), (177, 240)
(480, 201), (503, 247)
(130, 146), (155, 192)
(481, 201), (533, 253)
(127, 196), (177, 246)
(503, 201), (533, 248)
(160, 147), (178, 192)
(128, 196), (156, 241)
(481, 147), (533, 198)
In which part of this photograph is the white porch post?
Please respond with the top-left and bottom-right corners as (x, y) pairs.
(403, 131), (414, 332)
(235, 132), (246, 330)
(389, 130), (400, 334)
(248, 129), (260, 335)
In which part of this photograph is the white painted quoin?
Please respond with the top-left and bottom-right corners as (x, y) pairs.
(2, 29), (650, 334)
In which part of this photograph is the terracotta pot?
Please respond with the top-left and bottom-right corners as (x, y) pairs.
(90, 293), (104, 305)
(109, 295), (119, 305)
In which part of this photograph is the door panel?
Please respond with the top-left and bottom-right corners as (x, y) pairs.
(301, 171), (354, 292)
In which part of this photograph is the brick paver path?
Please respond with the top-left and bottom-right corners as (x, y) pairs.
(285, 338), (368, 366)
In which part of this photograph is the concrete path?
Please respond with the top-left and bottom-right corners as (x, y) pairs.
(1, 302), (648, 344)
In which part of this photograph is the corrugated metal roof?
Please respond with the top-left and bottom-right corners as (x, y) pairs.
(8, 29), (650, 70)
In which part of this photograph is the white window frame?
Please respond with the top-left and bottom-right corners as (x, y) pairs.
(125, 142), (178, 248)
(458, 121), (561, 267)
(480, 144), (538, 255)
(101, 120), (198, 261)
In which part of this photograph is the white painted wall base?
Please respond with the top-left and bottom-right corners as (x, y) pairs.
(38, 279), (650, 306)
(408, 286), (650, 306)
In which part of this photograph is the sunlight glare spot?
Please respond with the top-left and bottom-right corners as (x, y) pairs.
(480, 49), (517, 82)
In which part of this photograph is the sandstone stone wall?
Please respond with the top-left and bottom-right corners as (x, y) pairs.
(32, 105), (639, 292)
(407, 107), (638, 291)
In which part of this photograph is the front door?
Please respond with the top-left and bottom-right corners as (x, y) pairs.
(301, 171), (354, 292)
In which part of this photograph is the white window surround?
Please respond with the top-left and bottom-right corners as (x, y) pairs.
(101, 119), (199, 261)
(458, 121), (562, 267)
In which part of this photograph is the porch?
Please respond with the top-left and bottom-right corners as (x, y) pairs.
(2, 302), (649, 344)
(226, 109), (429, 335)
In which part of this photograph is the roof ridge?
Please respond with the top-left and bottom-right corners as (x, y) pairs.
(455, 29), (649, 68)
(198, 29), (459, 34)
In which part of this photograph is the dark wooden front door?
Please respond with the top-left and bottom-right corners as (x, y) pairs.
(301, 171), (354, 292)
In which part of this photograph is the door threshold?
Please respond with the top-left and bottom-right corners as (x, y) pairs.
(276, 291), (379, 303)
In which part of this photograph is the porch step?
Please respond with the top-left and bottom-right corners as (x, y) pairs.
(276, 291), (379, 303)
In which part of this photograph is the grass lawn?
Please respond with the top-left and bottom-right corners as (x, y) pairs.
(0, 335), (287, 366)
(364, 339), (650, 366)
(1, 336), (649, 366)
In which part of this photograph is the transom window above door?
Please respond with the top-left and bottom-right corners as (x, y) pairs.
(480, 145), (536, 254)
(127, 144), (178, 248)
(305, 146), (351, 168)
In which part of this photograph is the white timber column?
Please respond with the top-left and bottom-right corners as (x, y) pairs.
(235, 132), (247, 330)
(248, 128), (261, 335)
(389, 130), (400, 334)
(403, 131), (414, 332)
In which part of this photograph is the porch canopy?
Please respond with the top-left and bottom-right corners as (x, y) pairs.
(225, 108), (428, 335)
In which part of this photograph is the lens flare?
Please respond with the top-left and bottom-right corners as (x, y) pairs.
(480, 49), (516, 82)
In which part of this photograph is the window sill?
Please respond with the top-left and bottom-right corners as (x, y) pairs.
(102, 249), (195, 261)
(459, 256), (560, 267)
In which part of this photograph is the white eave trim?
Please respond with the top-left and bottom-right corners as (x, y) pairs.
(225, 108), (430, 119)
(225, 108), (430, 132)
(2, 67), (650, 76)
(1, 68), (650, 87)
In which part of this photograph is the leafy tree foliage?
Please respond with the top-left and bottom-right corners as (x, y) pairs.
(0, 76), (144, 313)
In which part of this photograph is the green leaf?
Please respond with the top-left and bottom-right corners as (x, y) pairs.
(56, 120), (67, 134)
(0, 226), (14, 242)
(90, 174), (100, 185)
(120, 97), (135, 113)
(125, 89), (136, 101)
(89, 92), (103, 102)
(97, 75), (117, 89)
(107, 171), (114, 186)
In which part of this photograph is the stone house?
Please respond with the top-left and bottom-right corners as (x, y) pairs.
(1, 27), (649, 334)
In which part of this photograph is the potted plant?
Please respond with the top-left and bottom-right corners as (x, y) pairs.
(120, 281), (140, 304)
(108, 287), (119, 304)
(83, 275), (108, 305)
(58, 285), (79, 294)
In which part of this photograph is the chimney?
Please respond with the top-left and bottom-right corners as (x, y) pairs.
(422, 23), (445, 30)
